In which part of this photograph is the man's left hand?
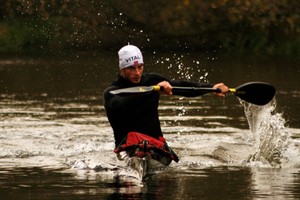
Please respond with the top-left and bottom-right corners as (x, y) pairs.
(213, 83), (229, 97)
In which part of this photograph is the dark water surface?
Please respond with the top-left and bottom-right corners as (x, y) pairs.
(0, 52), (299, 199)
(1, 166), (299, 200)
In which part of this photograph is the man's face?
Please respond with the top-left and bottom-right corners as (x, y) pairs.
(120, 64), (144, 84)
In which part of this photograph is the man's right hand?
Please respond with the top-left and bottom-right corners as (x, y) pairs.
(157, 81), (173, 95)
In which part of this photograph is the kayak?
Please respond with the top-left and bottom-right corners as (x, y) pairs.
(114, 132), (179, 180)
(116, 153), (151, 180)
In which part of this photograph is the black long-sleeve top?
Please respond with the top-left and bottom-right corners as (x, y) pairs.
(103, 73), (213, 147)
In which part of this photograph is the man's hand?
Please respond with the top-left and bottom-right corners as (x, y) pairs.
(157, 81), (173, 95)
(213, 82), (229, 97)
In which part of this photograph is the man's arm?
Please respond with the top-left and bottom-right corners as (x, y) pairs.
(103, 85), (156, 110)
(158, 79), (228, 97)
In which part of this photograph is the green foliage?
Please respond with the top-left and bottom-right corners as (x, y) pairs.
(0, 19), (51, 52)
(0, 0), (299, 56)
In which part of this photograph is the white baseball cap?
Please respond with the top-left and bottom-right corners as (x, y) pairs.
(118, 45), (144, 69)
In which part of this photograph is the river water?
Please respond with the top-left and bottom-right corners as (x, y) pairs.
(0, 52), (299, 199)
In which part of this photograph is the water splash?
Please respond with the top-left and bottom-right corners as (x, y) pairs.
(154, 54), (209, 118)
(241, 99), (297, 167)
(155, 53), (209, 82)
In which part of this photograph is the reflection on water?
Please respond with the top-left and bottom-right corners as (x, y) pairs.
(1, 166), (299, 199)
(0, 53), (300, 199)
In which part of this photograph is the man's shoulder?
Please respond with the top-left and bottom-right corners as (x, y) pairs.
(143, 72), (168, 81)
(103, 76), (123, 93)
(141, 73), (169, 85)
(103, 85), (118, 96)
(144, 72), (165, 77)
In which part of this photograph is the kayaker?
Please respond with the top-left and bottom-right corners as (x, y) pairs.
(103, 44), (228, 164)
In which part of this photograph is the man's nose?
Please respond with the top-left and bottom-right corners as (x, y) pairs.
(134, 68), (141, 74)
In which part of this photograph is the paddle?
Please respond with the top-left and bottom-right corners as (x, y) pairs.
(229, 82), (276, 105)
(110, 82), (276, 106)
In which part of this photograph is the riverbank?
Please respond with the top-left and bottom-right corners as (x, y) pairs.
(0, 1), (299, 57)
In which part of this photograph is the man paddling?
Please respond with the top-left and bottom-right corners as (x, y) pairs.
(103, 44), (228, 165)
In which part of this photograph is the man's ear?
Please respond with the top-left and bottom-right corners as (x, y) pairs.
(120, 69), (124, 77)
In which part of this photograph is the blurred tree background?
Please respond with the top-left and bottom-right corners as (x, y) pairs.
(0, 0), (299, 56)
